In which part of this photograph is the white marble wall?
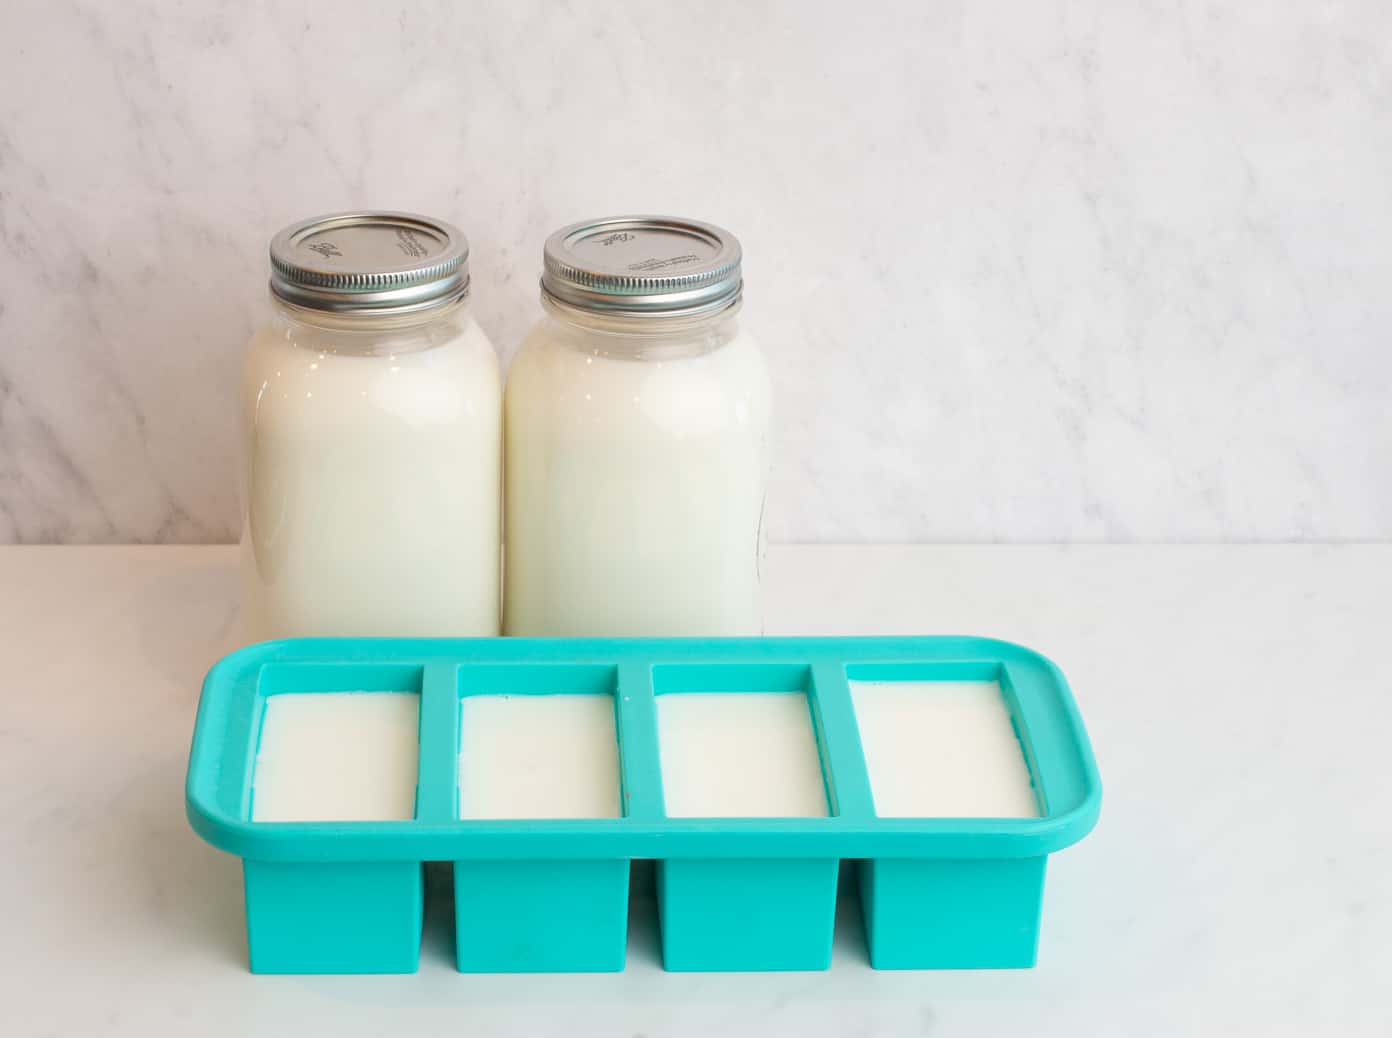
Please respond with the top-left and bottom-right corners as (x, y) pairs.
(1, 1), (1388, 543)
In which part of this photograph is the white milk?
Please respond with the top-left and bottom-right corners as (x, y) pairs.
(458, 694), (620, 819)
(252, 692), (420, 822)
(503, 318), (770, 636)
(240, 307), (500, 640)
(504, 214), (771, 637)
(657, 692), (828, 818)
(849, 680), (1039, 818)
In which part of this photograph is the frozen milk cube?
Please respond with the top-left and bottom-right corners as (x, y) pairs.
(849, 680), (1038, 818)
(251, 692), (420, 822)
(458, 694), (621, 819)
(658, 692), (828, 817)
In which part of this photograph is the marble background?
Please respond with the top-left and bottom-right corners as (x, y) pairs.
(1, 1), (1388, 544)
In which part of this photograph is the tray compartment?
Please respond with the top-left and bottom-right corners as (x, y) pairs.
(658, 857), (838, 972)
(453, 663), (628, 972)
(846, 660), (1049, 969)
(847, 667), (1038, 820)
(653, 662), (839, 971)
(859, 856), (1046, 969)
(243, 663), (426, 974)
(454, 858), (629, 973)
(457, 665), (621, 820)
(253, 690), (421, 822)
(244, 860), (424, 974)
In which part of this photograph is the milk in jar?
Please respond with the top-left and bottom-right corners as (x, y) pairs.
(241, 212), (501, 640)
(503, 216), (771, 636)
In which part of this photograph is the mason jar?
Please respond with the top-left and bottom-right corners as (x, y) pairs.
(241, 211), (501, 640)
(503, 215), (771, 636)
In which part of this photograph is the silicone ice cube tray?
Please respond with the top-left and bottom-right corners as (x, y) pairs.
(186, 636), (1101, 974)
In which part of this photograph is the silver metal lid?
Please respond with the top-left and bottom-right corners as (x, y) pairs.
(268, 211), (469, 314)
(541, 215), (742, 317)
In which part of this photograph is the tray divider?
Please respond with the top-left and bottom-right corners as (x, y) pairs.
(415, 661), (461, 823)
(615, 660), (665, 821)
(809, 661), (876, 820)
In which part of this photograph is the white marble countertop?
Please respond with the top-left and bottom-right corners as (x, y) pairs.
(2, 545), (1388, 1035)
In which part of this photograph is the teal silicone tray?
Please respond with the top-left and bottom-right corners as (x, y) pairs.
(186, 636), (1101, 974)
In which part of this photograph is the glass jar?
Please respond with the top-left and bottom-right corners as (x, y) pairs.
(504, 216), (771, 636)
(241, 211), (501, 640)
